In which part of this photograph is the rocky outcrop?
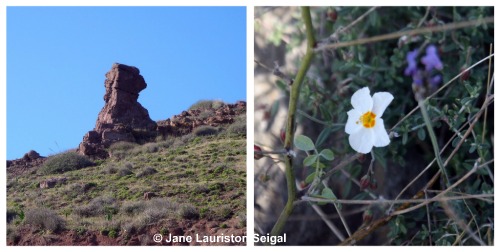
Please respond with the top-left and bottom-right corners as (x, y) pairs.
(6, 150), (46, 177)
(157, 101), (246, 137)
(76, 63), (246, 159)
(78, 63), (157, 158)
(143, 192), (156, 200)
(40, 177), (67, 189)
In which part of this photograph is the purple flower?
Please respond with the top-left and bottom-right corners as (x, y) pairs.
(404, 49), (419, 76)
(421, 45), (443, 72)
(429, 75), (442, 87)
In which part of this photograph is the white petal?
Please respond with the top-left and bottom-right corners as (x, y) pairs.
(349, 128), (375, 154)
(373, 118), (390, 147)
(372, 92), (394, 117)
(345, 109), (362, 134)
(351, 87), (373, 112)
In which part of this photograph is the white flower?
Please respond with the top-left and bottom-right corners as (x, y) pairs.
(345, 87), (394, 154)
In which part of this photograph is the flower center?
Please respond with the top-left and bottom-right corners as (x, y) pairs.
(358, 111), (376, 128)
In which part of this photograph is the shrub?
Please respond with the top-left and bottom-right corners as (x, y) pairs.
(213, 205), (232, 221)
(211, 100), (224, 109)
(171, 134), (195, 149)
(7, 226), (20, 244)
(189, 100), (215, 110)
(74, 196), (118, 217)
(38, 152), (94, 175)
(237, 211), (246, 228)
(24, 208), (65, 232)
(134, 198), (179, 228)
(108, 141), (139, 160)
(136, 167), (158, 178)
(108, 229), (117, 238)
(96, 219), (121, 237)
(226, 116), (246, 135)
(156, 138), (175, 148)
(180, 133), (195, 143)
(198, 110), (215, 120)
(178, 204), (199, 219)
(117, 167), (133, 177)
(109, 141), (139, 152)
(142, 142), (159, 153)
(121, 201), (145, 216)
(103, 164), (118, 174)
(63, 182), (96, 195)
(122, 221), (137, 235)
(193, 125), (219, 136)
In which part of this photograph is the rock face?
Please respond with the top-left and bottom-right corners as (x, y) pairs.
(78, 63), (157, 158)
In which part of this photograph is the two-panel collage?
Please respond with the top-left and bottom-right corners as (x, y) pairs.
(1, 4), (495, 248)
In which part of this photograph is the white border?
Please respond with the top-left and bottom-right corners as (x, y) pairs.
(2, 0), (498, 251)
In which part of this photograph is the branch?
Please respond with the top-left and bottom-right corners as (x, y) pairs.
(315, 16), (493, 51)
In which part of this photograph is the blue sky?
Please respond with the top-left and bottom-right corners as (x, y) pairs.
(6, 6), (246, 160)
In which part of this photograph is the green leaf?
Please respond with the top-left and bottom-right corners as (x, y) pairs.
(321, 187), (342, 210)
(400, 223), (407, 234)
(275, 80), (287, 92)
(303, 155), (318, 166)
(464, 83), (474, 95)
(468, 144), (477, 153)
(319, 149), (334, 161)
(294, 135), (315, 151)
(305, 172), (316, 184)
(321, 187), (336, 200)
(270, 100), (280, 119)
(402, 132), (408, 145)
(317, 162), (326, 169)
(315, 127), (332, 148)
(452, 136), (461, 148)
(417, 128), (426, 141)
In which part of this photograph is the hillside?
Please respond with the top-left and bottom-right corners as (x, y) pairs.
(6, 63), (247, 246)
(7, 107), (246, 246)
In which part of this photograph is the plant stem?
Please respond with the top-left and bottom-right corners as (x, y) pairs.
(417, 95), (450, 187)
(269, 6), (316, 238)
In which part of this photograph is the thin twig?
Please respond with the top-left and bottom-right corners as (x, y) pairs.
(440, 195), (486, 245)
(481, 44), (493, 160)
(322, 180), (352, 237)
(320, 153), (362, 181)
(417, 7), (431, 28)
(326, 7), (378, 42)
(315, 16), (493, 52)
(302, 192), (493, 205)
(311, 204), (346, 241)
(391, 159), (494, 216)
(416, 95), (450, 186)
(424, 190), (433, 245)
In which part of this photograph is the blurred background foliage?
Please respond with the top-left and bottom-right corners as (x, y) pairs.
(254, 6), (493, 245)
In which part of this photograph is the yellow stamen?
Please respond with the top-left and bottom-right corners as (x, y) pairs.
(358, 111), (376, 128)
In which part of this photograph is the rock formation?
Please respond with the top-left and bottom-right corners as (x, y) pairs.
(78, 63), (157, 158)
(6, 150), (46, 177)
(74, 62), (246, 159)
(157, 100), (246, 137)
